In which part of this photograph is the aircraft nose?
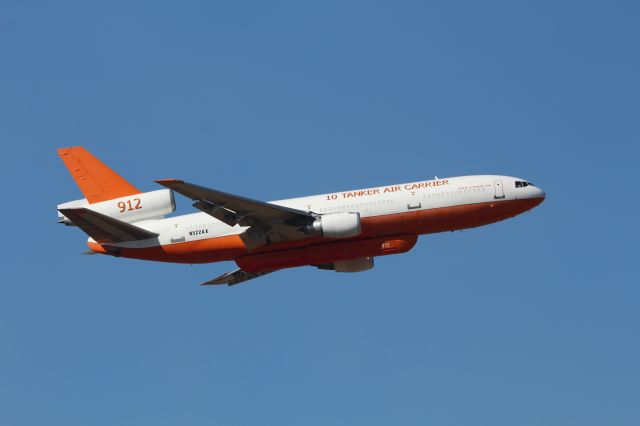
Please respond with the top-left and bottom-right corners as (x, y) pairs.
(534, 186), (546, 200)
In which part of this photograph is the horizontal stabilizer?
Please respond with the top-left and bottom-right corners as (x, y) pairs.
(58, 208), (158, 244)
(202, 269), (274, 286)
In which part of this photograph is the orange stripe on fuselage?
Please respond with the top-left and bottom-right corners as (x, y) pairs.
(88, 234), (247, 263)
(88, 197), (544, 264)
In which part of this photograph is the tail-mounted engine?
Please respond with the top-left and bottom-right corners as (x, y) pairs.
(57, 189), (176, 225)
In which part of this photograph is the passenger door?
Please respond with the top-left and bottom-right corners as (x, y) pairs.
(170, 222), (186, 243)
(494, 180), (505, 199)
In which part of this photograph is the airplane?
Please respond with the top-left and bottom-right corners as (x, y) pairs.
(57, 146), (545, 286)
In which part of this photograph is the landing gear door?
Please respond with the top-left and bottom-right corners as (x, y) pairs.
(494, 180), (505, 199)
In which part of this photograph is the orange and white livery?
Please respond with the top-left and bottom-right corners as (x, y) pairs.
(57, 147), (545, 285)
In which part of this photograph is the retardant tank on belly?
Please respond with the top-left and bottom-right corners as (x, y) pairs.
(235, 234), (418, 273)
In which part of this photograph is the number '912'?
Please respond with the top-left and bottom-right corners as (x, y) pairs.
(118, 198), (142, 212)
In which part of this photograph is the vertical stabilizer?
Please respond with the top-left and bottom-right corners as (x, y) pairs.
(57, 146), (141, 204)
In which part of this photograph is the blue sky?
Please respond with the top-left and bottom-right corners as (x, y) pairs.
(1, 1), (638, 424)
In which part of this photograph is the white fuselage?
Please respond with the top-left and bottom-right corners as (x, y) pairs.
(107, 175), (544, 249)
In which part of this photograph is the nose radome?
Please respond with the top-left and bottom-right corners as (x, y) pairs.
(534, 186), (546, 200)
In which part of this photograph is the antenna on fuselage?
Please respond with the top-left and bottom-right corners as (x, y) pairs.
(434, 176), (439, 179)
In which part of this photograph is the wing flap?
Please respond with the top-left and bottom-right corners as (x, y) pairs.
(58, 208), (158, 244)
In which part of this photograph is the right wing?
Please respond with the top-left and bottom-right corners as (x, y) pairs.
(59, 208), (158, 244)
(202, 268), (274, 286)
(156, 179), (316, 250)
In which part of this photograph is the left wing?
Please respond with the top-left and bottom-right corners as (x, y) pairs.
(202, 268), (274, 286)
(156, 179), (316, 250)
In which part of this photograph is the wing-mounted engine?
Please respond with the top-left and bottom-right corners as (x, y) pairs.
(316, 257), (374, 272)
(58, 189), (176, 225)
(310, 212), (361, 238)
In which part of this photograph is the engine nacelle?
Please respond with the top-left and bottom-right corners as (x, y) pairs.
(334, 257), (374, 272)
(312, 212), (361, 239)
(58, 189), (176, 225)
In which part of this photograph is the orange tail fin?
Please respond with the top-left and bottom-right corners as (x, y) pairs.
(57, 146), (141, 204)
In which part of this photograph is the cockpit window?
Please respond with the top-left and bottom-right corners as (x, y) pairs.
(515, 181), (535, 188)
